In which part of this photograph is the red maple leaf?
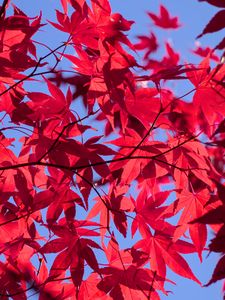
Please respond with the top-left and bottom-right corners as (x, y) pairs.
(148, 5), (181, 29)
(134, 230), (200, 284)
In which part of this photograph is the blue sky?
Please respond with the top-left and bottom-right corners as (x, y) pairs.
(10, 0), (224, 299)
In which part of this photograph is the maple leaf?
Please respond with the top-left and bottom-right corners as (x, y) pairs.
(162, 189), (212, 260)
(0, 262), (27, 300)
(131, 189), (175, 238)
(198, 0), (225, 8)
(215, 36), (225, 51)
(108, 125), (174, 185)
(79, 273), (111, 299)
(144, 42), (180, 74)
(197, 10), (225, 38)
(148, 5), (181, 29)
(27, 78), (73, 122)
(34, 258), (77, 299)
(192, 45), (220, 62)
(41, 218), (102, 287)
(97, 236), (165, 300)
(134, 230), (200, 284)
(205, 255), (225, 286)
(187, 58), (225, 132)
(208, 225), (225, 254)
(134, 32), (158, 60)
(87, 184), (132, 238)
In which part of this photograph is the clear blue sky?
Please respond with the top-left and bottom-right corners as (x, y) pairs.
(11, 0), (223, 299)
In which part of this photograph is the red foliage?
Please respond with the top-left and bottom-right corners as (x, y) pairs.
(0, 0), (224, 299)
(147, 5), (181, 29)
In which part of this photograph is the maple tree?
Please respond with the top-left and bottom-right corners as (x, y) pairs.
(0, 0), (224, 299)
